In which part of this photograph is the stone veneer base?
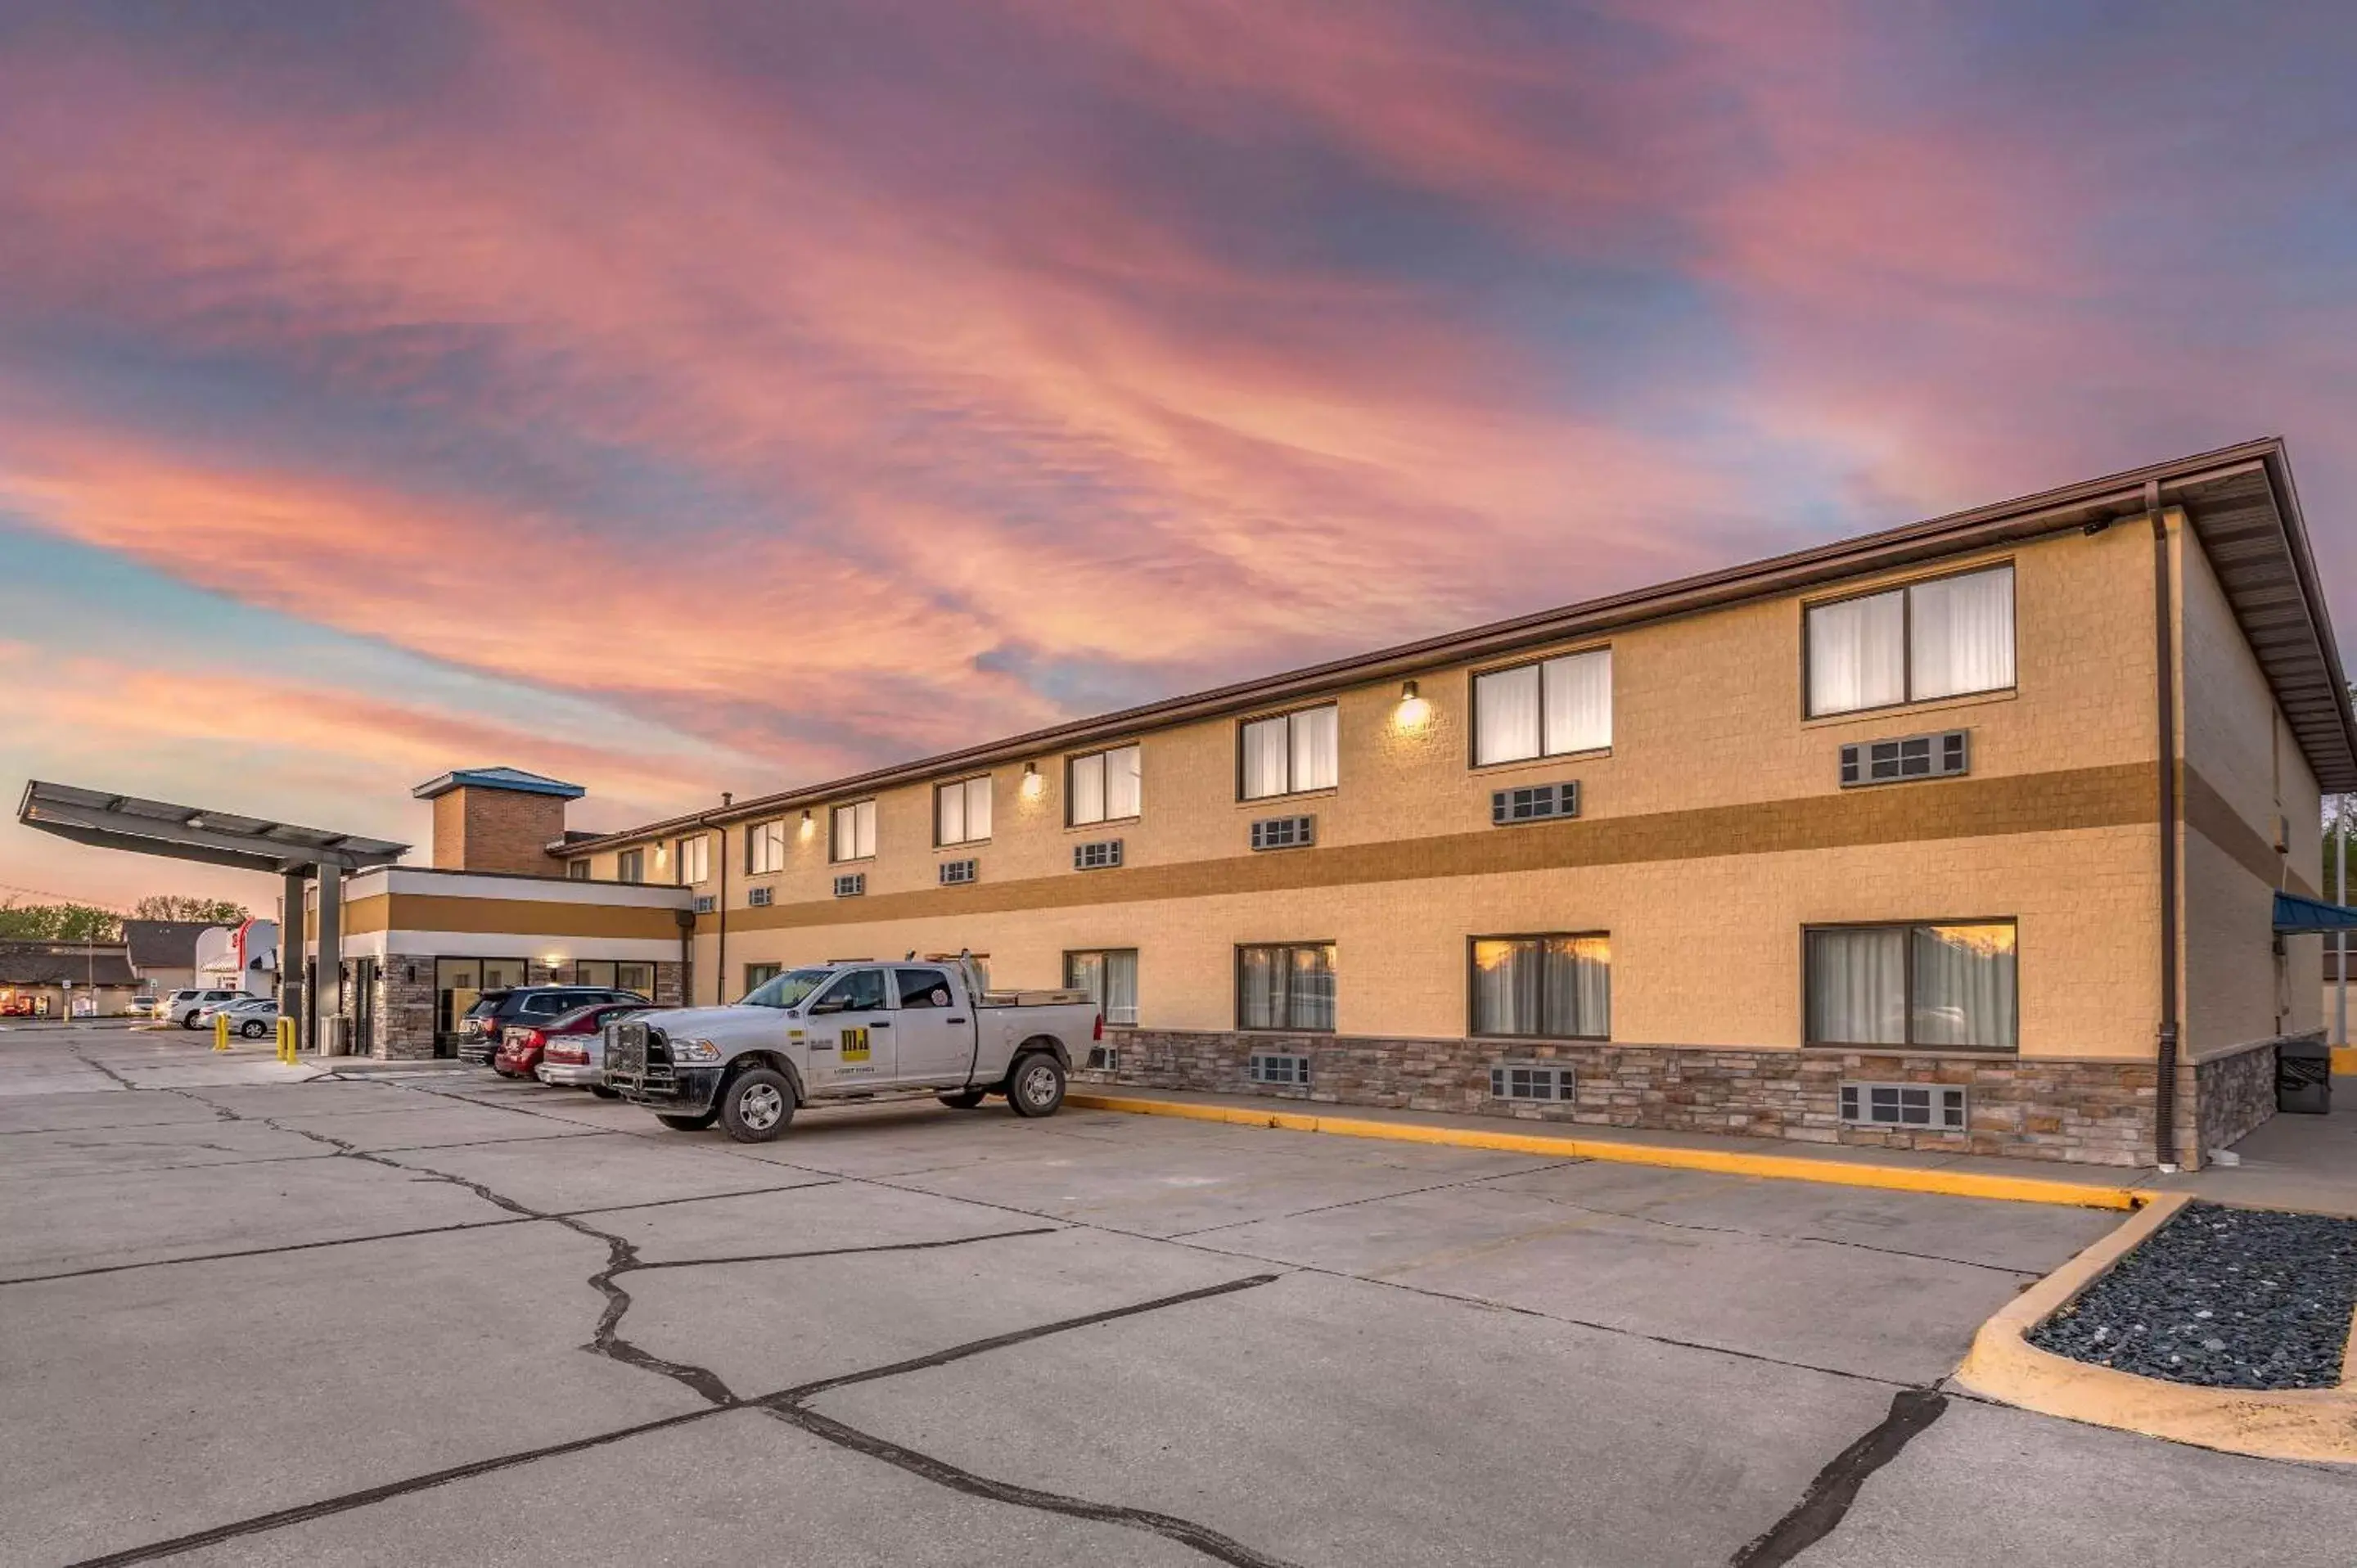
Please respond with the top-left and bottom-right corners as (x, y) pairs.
(2189, 1036), (2287, 1165)
(1077, 1030), (2160, 1168)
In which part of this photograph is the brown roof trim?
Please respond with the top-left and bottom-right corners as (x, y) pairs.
(561, 439), (2355, 853)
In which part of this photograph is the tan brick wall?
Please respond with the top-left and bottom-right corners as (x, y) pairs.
(433, 787), (570, 876)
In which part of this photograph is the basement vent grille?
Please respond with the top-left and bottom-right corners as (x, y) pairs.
(939, 858), (977, 886)
(832, 873), (866, 899)
(692, 895), (716, 915)
(1073, 839), (1124, 871)
(1248, 1052), (1311, 1087)
(1489, 1064), (1574, 1102)
(1838, 1081), (1967, 1130)
(746, 885), (773, 908)
(1250, 815), (1315, 851)
(1492, 781), (1580, 826)
(1840, 730), (1969, 788)
(1086, 1045), (1119, 1071)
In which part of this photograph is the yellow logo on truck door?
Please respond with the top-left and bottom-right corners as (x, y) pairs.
(839, 1027), (871, 1063)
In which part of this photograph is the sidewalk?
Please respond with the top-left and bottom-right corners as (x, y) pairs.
(2156, 1097), (2357, 1216)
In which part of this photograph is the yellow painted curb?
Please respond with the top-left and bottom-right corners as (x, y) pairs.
(1063, 1093), (2154, 1211)
(2332, 1045), (2357, 1076)
(1955, 1193), (2357, 1464)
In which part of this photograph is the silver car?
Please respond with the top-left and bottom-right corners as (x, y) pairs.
(198, 995), (280, 1039)
(531, 1001), (651, 1096)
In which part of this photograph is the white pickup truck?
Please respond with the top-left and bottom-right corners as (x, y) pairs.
(605, 956), (1101, 1142)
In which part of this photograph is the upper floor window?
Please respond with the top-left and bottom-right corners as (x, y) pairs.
(1069, 745), (1142, 826)
(1473, 648), (1611, 766)
(678, 834), (710, 885)
(831, 800), (877, 863)
(935, 776), (993, 845)
(1805, 921), (2017, 1051)
(1805, 565), (2014, 718)
(746, 818), (786, 875)
(616, 848), (644, 885)
(566, 859), (589, 881)
(1241, 705), (1337, 800)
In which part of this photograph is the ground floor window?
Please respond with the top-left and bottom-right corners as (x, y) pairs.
(571, 960), (618, 988)
(616, 962), (655, 996)
(1805, 921), (2017, 1050)
(1469, 934), (1610, 1039)
(1065, 948), (1138, 1027)
(1237, 943), (1335, 1031)
(743, 962), (782, 998)
(435, 957), (528, 1044)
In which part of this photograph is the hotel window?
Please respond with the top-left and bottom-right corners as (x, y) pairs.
(567, 859), (589, 881)
(1069, 744), (1142, 826)
(746, 818), (786, 875)
(678, 834), (710, 885)
(831, 800), (877, 863)
(617, 848), (644, 885)
(616, 962), (655, 996)
(1066, 948), (1138, 1027)
(935, 776), (993, 845)
(571, 960), (619, 988)
(742, 962), (782, 998)
(1805, 565), (2015, 718)
(1469, 934), (1611, 1039)
(1237, 943), (1336, 1032)
(1240, 705), (1338, 800)
(1473, 648), (1612, 766)
(1805, 921), (2018, 1050)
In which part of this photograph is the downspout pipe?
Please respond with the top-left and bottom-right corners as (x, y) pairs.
(2151, 486), (2183, 1170)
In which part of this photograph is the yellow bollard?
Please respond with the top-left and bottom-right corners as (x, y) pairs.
(277, 1016), (298, 1066)
(213, 1012), (231, 1052)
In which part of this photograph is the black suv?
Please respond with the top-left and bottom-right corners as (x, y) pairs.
(457, 985), (650, 1065)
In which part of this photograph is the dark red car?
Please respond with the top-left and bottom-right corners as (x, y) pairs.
(494, 999), (647, 1081)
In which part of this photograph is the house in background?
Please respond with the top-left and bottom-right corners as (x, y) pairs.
(0, 940), (139, 1017)
(123, 920), (214, 998)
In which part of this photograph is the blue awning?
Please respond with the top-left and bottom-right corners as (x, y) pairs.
(2274, 891), (2357, 934)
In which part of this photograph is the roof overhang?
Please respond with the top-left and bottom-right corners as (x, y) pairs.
(16, 782), (411, 875)
(562, 438), (2357, 853)
(2275, 891), (2357, 935)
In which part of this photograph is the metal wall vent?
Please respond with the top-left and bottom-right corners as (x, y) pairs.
(1492, 781), (1580, 826)
(1247, 1052), (1310, 1087)
(1838, 1081), (1966, 1130)
(832, 872), (866, 899)
(1839, 730), (1968, 788)
(939, 858), (977, 886)
(1489, 1063), (1574, 1102)
(1074, 839), (1124, 871)
(747, 885), (773, 908)
(1250, 815), (1315, 851)
(692, 894), (716, 915)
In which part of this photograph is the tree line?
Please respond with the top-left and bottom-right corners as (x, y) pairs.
(0, 895), (253, 944)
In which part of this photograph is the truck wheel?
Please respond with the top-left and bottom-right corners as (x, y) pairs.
(1007, 1052), (1066, 1118)
(720, 1067), (796, 1143)
(936, 1089), (986, 1110)
(656, 1111), (719, 1132)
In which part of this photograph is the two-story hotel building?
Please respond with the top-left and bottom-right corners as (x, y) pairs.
(348, 441), (2357, 1169)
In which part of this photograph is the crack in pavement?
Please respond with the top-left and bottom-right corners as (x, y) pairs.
(1729, 1388), (1947, 1566)
(61, 1273), (1291, 1568)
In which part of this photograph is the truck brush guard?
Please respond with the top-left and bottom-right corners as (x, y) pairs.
(606, 1021), (678, 1099)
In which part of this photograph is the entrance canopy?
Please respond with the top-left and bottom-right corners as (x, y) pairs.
(2273, 891), (2357, 935)
(16, 781), (408, 874)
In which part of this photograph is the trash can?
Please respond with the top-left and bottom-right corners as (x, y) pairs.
(2278, 1037), (2332, 1115)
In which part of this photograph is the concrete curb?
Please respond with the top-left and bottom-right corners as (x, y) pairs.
(1954, 1192), (2357, 1464)
(1062, 1093), (2156, 1211)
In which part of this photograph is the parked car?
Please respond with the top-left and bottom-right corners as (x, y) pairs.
(164, 989), (247, 1029)
(607, 956), (1097, 1142)
(205, 996), (281, 1039)
(498, 998), (649, 1084)
(126, 995), (164, 1020)
(458, 985), (650, 1066)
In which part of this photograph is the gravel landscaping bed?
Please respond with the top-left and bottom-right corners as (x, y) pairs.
(2030, 1202), (2357, 1390)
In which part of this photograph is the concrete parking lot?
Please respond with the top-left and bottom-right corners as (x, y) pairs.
(8, 1029), (2357, 1567)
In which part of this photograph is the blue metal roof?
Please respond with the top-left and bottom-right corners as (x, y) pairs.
(2273, 890), (2357, 935)
(410, 768), (586, 802)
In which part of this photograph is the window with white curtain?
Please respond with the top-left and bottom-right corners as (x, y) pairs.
(1805, 921), (2017, 1049)
(1805, 565), (2014, 717)
(677, 834), (710, 885)
(1237, 943), (1336, 1030)
(1470, 934), (1611, 1038)
(1473, 649), (1612, 765)
(1065, 948), (1138, 1027)
(830, 800), (876, 863)
(746, 818), (786, 875)
(935, 776), (992, 845)
(1068, 745), (1141, 826)
(1241, 706), (1338, 800)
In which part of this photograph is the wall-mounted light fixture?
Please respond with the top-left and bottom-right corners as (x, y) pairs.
(798, 808), (815, 839)
(1021, 762), (1045, 800)
(1395, 678), (1431, 730)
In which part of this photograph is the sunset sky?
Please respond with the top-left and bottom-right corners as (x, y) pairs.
(3, 2), (2354, 910)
